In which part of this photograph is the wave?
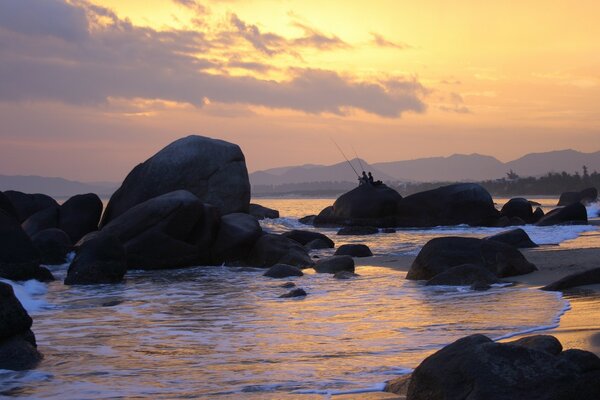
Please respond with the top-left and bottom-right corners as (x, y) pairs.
(0, 278), (49, 313)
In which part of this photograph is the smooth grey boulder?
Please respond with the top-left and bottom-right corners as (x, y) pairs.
(101, 135), (250, 226)
(0, 282), (43, 370)
(263, 264), (304, 278)
(100, 190), (220, 270)
(246, 234), (313, 269)
(212, 213), (262, 263)
(485, 228), (538, 248)
(425, 264), (500, 286)
(407, 237), (536, 281)
(64, 235), (127, 285)
(3, 191), (58, 223)
(405, 334), (600, 400)
(31, 228), (72, 265)
(537, 202), (588, 226)
(0, 210), (54, 281)
(249, 203), (279, 219)
(282, 230), (334, 248)
(542, 268), (600, 291)
(314, 255), (355, 274)
(334, 244), (373, 257)
(58, 193), (103, 243)
(337, 226), (378, 235)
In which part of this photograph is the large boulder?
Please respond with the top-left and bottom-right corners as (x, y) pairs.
(0, 191), (18, 220)
(406, 237), (536, 281)
(500, 197), (534, 223)
(0, 282), (43, 370)
(425, 264), (500, 286)
(542, 268), (600, 291)
(314, 255), (355, 274)
(101, 135), (250, 226)
(246, 234), (313, 269)
(212, 213), (263, 263)
(0, 210), (54, 281)
(485, 228), (538, 248)
(282, 230), (334, 248)
(536, 202), (588, 226)
(3, 191), (58, 223)
(64, 234), (127, 285)
(396, 183), (500, 227)
(99, 190), (220, 270)
(558, 187), (598, 206)
(31, 228), (72, 265)
(405, 334), (600, 400)
(22, 206), (59, 237)
(248, 203), (279, 220)
(334, 244), (373, 257)
(58, 193), (103, 243)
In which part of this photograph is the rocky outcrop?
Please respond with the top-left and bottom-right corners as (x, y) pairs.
(485, 228), (538, 248)
(500, 197), (534, 223)
(542, 268), (600, 291)
(0, 282), (43, 370)
(263, 264), (304, 278)
(64, 234), (127, 285)
(402, 334), (600, 400)
(248, 203), (279, 220)
(212, 213), (263, 264)
(0, 210), (54, 281)
(334, 244), (373, 257)
(3, 191), (58, 223)
(246, 234), (313, 269)
(314, 255), (355, 274)
(31, 228), (72, 265)
(536, 202), (588, 226)
(101, 135), (250, 226)
(99, 190), (220, 270)
(406, 237), (536, 281)
(425, 264), (501, 286)
(558, 187), (598, 206)
(282, 230), (334, 248)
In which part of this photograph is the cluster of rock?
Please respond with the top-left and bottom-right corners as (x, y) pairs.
(557, 187), (598, 206)
(304, 182), (594, 229)
(385, 334), (600, 400)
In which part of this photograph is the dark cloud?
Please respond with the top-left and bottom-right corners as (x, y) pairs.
(0, 0), (427, 118)
(292, 22), (350, 50)
(230, 14), (287, 56)
(370, 33), (410, 50)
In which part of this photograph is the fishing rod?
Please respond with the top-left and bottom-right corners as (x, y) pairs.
(330, 137), (360, 178)
(352, 145), (365, 172)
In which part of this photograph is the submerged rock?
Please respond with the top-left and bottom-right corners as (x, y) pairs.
(279, 288), (307, 298)
(537, 202), (588, 226)
(485, 228), (538, 248)
(314, 255), (355, 274)
(263, 264), (304, 278)
(246, 234), (313, 269)
(282, 230), (334, 248)
(64, 234), (127, 285)
(334, 244), (373, 257)
(248, 203), (279, 220)
(333, 271), (359, 279)
(407, 237), (536, 281)
(101, 135), (250, 226)
(337, 226), (378, 236)
(425, 264), (500, 286)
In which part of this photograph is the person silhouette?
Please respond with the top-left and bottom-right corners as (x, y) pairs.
(368, 172), (374, 184)
(360, 171), (368, 185)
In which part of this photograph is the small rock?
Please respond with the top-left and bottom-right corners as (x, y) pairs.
(314, 255), (355, 274)
(281, 282), (296, 288)
(263, 264), (304, 278)
(333, 271), (359, 279)
(279, 288), (307, 298)
(334, 244), (373, 257)
(337, 226), (379, 235)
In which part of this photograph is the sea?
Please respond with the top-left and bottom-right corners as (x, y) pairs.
(1, 197), (599, 399)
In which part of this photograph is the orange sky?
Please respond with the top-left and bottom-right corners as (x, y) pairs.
(0, 0), (599, 181)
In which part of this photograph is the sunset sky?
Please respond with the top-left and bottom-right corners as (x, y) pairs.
(1, 0), (599, 181)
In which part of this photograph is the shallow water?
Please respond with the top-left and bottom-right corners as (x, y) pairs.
(1, 196), (598, 398)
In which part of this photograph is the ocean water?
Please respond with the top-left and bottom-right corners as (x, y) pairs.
(0, 197), (598, 398)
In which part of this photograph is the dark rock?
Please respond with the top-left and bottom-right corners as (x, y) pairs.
(317, 206), (334, 218)
(100, 190), (220, 270)
(542, 267), (600, 291)
(485, 228), (538, 248)
(314, 255), (355, 274)
(31, 228), (72, 265)
(248, 203), (279, 219)
(333, 271), (359, 279)
(384, 374), (411, 396)
(64, 234), (127, 285)
(560, 349), (600, 373)
(263, 264), (304, 278)
(304, 238), (332, 250)
(281, 282), (296, 288)
(537, 202), (588, 226)
(396, 183), (500, 227)
(337, 226), (379, 235)
(282, 230), (334, 248)
(508, 335), (562, 355)
(532, 206), (545, 223)
(0, 282), (43, 370)
(381, 228), (396, 233)
(0, 191), (18, 220)
(407, 237), (536, 281)
(558, 187), (598, 206)
(279, 288), (307, 298)
(470, 281), (491, 291)
(298, 215), (316, 225)
(246, 234), (313, 269)
(426, 264), (500, 286)
(212, 213), (262, 263)
(508, 216), (527, 226)
(334, 244), (373, 257)
(406, 333), (600, 400)
(0, 210), (54, 281)
(22, 206), (59, 237)
(3, 191), (58, 223)
(101, 135), (250, 226)
(58, 193), (103, 243)
(500, 197), (534, 222)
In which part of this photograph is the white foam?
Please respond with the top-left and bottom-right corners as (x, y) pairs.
(292, 382), (387, 395)
(586, 202), (600, 219)
(0, 278), (49, 313)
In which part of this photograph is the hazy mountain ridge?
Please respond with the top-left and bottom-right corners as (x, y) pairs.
(0, 175), (118, 198)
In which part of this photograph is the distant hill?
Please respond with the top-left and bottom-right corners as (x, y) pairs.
(250, 150), (600, 185)
(0, 175), (118, 198)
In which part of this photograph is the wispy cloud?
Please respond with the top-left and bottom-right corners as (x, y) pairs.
(370, 32), (410, 50)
